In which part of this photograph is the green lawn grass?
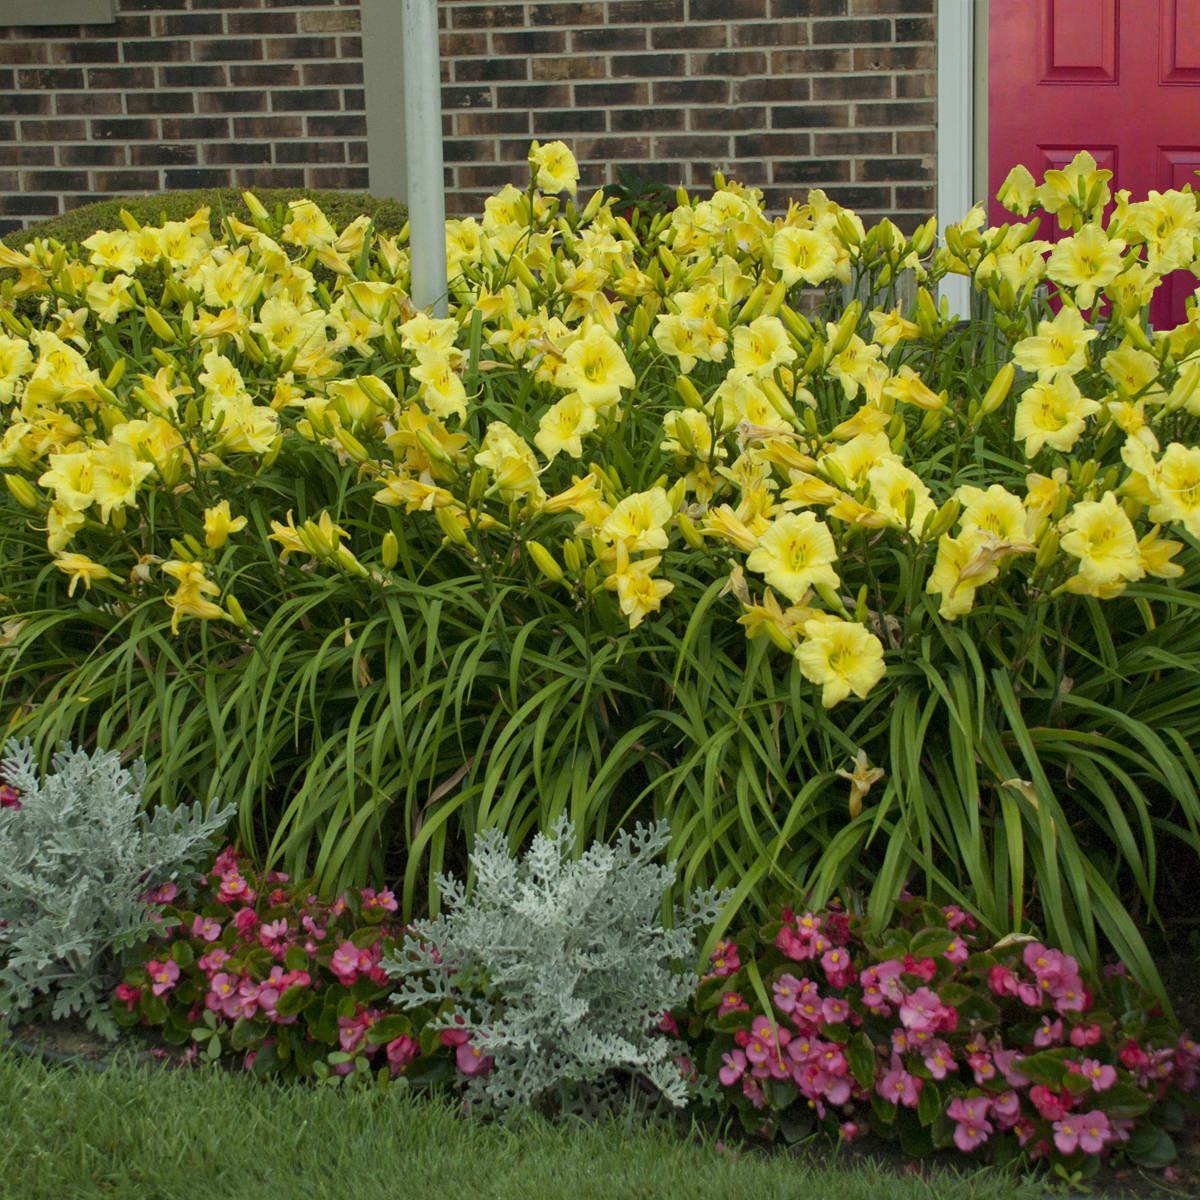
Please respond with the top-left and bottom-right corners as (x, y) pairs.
(0, 1047), (1055, 1200)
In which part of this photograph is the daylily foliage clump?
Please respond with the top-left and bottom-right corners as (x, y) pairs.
(1, 144), (1199, 992)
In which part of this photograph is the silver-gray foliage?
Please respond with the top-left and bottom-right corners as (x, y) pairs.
(0, 739), (233, 1038)
(384, 816), (728, 1113)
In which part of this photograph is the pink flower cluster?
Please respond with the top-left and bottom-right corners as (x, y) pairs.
(115, 846), (430, 1083)
(693, 901), (1200, 1170)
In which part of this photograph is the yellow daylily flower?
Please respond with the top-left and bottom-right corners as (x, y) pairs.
(203, 500), (249, 549)
(54, 552), (116, 597)
(794, 617), (886, 708)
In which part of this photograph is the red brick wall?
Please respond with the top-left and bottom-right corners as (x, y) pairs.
(441, 0), (935, 225)
(0, 0), (368, 235)
(1, 0), (936, 237)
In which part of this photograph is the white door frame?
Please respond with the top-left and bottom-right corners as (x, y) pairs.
(936, 0), (988, 315)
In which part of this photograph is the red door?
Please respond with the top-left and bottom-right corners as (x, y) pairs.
(989, 0), (1200, 326)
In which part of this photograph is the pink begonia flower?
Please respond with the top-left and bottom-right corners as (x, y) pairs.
(232, 978), (260, 1020)
(943, 937), (969, 965)
(361, 887), (399, 914)
(1119, 1038), (1149, 1070)
(655, 1010), (679, 1036)
(387, 1035), (419, 1075)
(820, 1073), (852, 1106)
(197, 947), (231, 975)
(941, 904), (975, 930)
(877, 1059), (921, 1108)
(207, 972), (240, 1018)
(821, 995), (850, 1025)
(745, 1015), (791, 1078)
(899, 986), (950, 1033)
(993, 1046), (1031, 1088)
(115, 982), (141, 1011)
(987, 964), (1018, 997)
(0, 784), (22, 810)
(1071, 1022), (1103, 1047)
(191, 915), (222, 942)
(776, 912), (829, 961)
(147, 958), (180, 996)
(742, 1076), (766, 1109)
(772, 974), (801, 1014)
(211, 846), (239, 875)
(815, 1042), (847, 1079)
(717, 990), (749, 1017)
(1054, 1110), (1114, 1155)
(922, 1038), (955, 1080)
(859, 959), (905, 1012)
(792, 979), (824, 1029)
(947, 1095), (993, 1152)
(259, 918), (288, 948)
(820, 945), (855, 988)
(1029, 1084), (1072, 1121)
(216, 870), (256, 905)
(991, 1090), (1022, 1129)
(1175, 1037), (1200, 1090)
(706, 939), (741, 978)
(233, 906), (258, 940)
(142, 881), (177, 905)
(330, 940), (369, 985)
(301, 913), (327, 941)
(967, 1051), (997, 1084)
(1080, 1058), (1117, 1091)
(456, 1040), (493, 1076)
(719, 1048), (747, 1086)
(1034, 1017), (1063, 1047)
(902, 953), (938, 982)
(330, 895), (348, 917)
(839, 1121), (862, 1142)
(338, 1009), (373, 1054)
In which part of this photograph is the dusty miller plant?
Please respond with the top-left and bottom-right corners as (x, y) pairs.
(384, 816), (728, 1113)
(0, 739), (233, 1038)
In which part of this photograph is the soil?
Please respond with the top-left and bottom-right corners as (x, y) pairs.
(6, 954), (1200, 1199)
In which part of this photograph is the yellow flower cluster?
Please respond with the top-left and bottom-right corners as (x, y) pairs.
(2, 145), (1198, 707)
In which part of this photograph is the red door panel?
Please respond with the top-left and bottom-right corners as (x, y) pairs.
(989, 0), (1200, 327)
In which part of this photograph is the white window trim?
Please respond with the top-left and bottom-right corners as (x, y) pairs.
(6, 0), (114, 24)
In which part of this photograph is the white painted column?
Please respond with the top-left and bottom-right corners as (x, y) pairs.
(936, 0), (976, 319)
(400, 0), (448, 317)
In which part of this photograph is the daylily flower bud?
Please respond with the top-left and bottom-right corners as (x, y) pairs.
(334, 426), (369, 463)
(738, 278), (767, 324)
(675, 375), (703, 410)
(829, 301), (862, 356)
(526, 539), (566, 584)
(1035, 526), (1060, 571)
(779, 303), (813, 344)
(224, 593), (251, 630)
(675, 511), (706, 553)
(921, 497), (961, 542)
(144, 306), (178, 344)
(4, 473), (39, 509)
(242, 191), (271, 224)
(759, 280), (788, 320)
(979, 362), (1015, 417)
(434, 504), (471, 548)
(629, 303), (651, 348)
(579, 188), (605, 223)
